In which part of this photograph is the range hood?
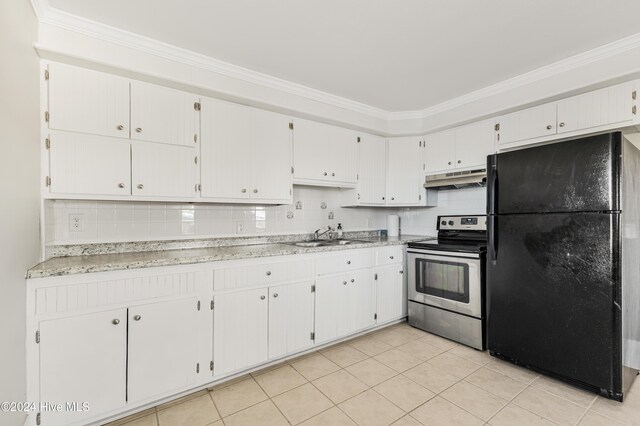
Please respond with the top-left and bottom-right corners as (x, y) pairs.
(424, 169), (487, 190)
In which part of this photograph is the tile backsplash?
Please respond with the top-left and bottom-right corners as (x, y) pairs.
(45, 187), (390, 245)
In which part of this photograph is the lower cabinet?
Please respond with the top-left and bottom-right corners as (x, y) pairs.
(315, 269), (376, 344)
(375, 263), (405, 324)
(39, 309), (127, 426)
(213, 288), (269, 377)
(268, 282), (315, 359)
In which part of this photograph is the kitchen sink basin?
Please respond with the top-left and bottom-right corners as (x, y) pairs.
(289, 239), (369, 247)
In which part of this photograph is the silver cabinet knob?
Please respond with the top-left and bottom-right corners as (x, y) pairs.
(135, 127), (143, 133)
(118, 183), (125, 188)
(112, 319), (120, 325)
(323, 172), (328, 176)
(448, 161), (452, 165)
(546, 124), (552, 130)
(351, 279), (355, 283)
(559, 122), (565, 127)
(260, 295), (266, 300)
(117, 125), (124, 130)
(331, 172), (335, 177)
(390, 256), (394, 260)
(457, 160), (461, 164)
(343, 281), (347, 285)
(399, 270), (404, 274)
(266, 271), (271, 276)
(241, 189), (246, 193)
(382, 196), (385, 200)
(347, 260), (351, 265)
(133, 315), (141, 321)
(273, 293), (278, 298)
(391, 197), (395, 200)
(253, 189), (258, 193)
(137, 184), (144, 189)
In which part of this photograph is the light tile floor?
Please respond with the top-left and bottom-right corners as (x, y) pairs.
(106, 322), (640, 426)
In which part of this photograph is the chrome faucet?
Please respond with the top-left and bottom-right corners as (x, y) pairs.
(314, 225), (335, 240)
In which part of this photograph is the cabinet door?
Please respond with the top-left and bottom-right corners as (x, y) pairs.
(357, 133), (387, 204)
(268, 281), (314, 359)
(386, 137), (423, 205)
(49, 131), (131, 196)
(213, 288), (269, 376)
(314, 275), (349, 344)
(349, 270), (376, 332)
(40, 309), (127, 426)
(375, 264), (404, 324)
(130, 81), (199, 147)
(48, 63), (130, 139)
(497, 103), (557, 145)
(200, 98), (251, 200)
(249, 109), (293, 202)
(557, 82), (636, 134)
(327, 125), (358, 183)
(454, 119), (496, 169)
(128, 298), (198, 402)
(425, 129), (456, 174)
(131, 142), (197, 198)
(292, 118), (330, 181)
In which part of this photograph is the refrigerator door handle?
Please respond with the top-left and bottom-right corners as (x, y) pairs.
(488, 215), (498, 263)
(487, 155), (498, 215)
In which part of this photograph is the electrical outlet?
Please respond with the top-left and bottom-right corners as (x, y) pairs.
(328, 211), (334, 220)
(236, 222), (244, 234)
(69, 213), (84, 232)
(295, 201), (303, 210)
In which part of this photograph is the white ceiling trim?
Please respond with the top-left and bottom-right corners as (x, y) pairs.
(30, 0), (640, 123)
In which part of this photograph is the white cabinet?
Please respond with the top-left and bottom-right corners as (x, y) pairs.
(497, 103), (557, 146)
(48, 131), (131, 196)
(130, 81), (199, 147)
(556, 81), (636, 135)
(375, 264), (404, 324)
(47, 63), (130, 139)
(315, 269), (375, 344)
(39, 309), (127, 426)
(268, 281), (314, 359)
(213, 288), (269, 377)
(292, 118), (358, 186)
(131, 142), (198, 198)
(425, 119), (495, 174)
(127, 298), (199, 403)
(200, 98), (292, 203)
(386, 137), (426, 205)
(341, 133), (387, 206)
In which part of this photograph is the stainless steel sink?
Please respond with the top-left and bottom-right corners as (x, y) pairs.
(289, 239), (369, 247)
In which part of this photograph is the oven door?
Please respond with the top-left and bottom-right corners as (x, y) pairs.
(407, 249), (482, 318)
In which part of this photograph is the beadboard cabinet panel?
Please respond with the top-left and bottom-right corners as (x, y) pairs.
(454, 119), (496, 170)
(127, 298), (199, 403)
(356, 133), (387, 204)
(497, 103), (557, 146)
(131, 142), (198, 199)
(39, 308), (127, 426)
(375, 264), (404, 324)
(425, 128), (456, 174)
(47, 63), (130, 139)
(48, 131), (131, 196)
(130, 81), (199, 147)
(268, 281), (314, 359)
(386, 137), (424, 205)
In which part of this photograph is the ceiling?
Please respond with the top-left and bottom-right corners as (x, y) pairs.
(47, 0), (640, 112)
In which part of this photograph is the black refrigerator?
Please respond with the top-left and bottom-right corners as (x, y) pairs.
(486, 131), (640, 401)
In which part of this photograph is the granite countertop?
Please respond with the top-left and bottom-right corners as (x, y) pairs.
(27, 234), (431, 279)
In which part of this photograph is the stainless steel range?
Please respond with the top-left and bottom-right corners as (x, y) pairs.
(407, 215), (487, 350)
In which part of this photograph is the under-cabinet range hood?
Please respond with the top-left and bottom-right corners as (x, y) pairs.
(424, 169), (487, 190)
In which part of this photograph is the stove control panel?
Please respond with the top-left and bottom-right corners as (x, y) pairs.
(437, 215), (486, 231)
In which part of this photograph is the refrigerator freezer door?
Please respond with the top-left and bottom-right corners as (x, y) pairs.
(487, 212), (621, 394)
(488, 132), (621, 215)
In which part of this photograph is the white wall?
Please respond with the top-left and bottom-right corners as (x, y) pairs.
(0, 1), (40, 425)
(45, 187), (392, 245)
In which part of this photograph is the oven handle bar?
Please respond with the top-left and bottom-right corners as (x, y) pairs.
(407, 249), (481, 259)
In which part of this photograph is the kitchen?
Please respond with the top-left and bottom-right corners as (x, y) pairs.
(3, 1), (640, 425)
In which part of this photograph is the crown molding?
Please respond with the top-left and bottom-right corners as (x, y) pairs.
(31, 0), (640, 127)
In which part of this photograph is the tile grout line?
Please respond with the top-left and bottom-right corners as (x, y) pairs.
(205, 388), (224, 425)
(251, 370), (297, 425)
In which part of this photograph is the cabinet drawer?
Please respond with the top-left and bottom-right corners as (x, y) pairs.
(376, 246), (403, 266)
(315, 250), (374, 275)
(214, 259), (313, 291)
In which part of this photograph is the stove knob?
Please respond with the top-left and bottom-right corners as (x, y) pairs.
(448, 220), (454, 226)
(441, 220), (446, 226)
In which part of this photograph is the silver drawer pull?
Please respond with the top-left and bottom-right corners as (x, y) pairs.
(351, 279), (355, 283)
(112, 319), (120, 325)
(116, 124), (124, 130)
(389, 256), (394, 260)
(347, 260), (351, 265)
(273, 293), (278, 298)
(260, 295), (266, 300)
(137, 184), (144, 189)
(546, 124), (552, 130)
(118, 183), (125, 188)
(133, 315), (141, 321)
(135, 127), (143, 133)
(343, 281), (347, 285)
(266, 271), (272, 276)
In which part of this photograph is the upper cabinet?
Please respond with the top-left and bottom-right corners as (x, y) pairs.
(292, 119), (358, 187)
(200, 98), (292, 204)
(386, 137), (427, 206)
(48, 63), (130, 139)
(425, 119), (495, 174)
(130, 81), (199, 147)
(497, 80), (639, 149)
(341, 133), (387, 206)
